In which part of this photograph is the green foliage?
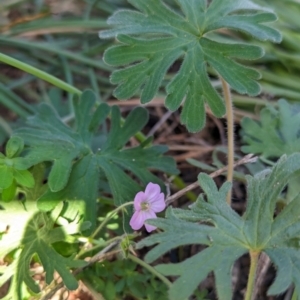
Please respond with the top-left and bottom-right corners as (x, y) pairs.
(0, 205), (88, 300)
(14, 90), (178, 228)
(100, 0), (281, 132)
(241, 100), (300, 204)
(137, 154), (300, 300)
(0, 136), (34, 201)
(81, 259), (168, 300)
(22, 163), (48, 201)
(241, 99), (300, 158)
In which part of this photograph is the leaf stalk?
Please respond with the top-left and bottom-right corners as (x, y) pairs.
(221, 77), (234, 205)
(245, 251), (260, 300)
(128, 253), (172, 288)
(91, 201), (134, 239)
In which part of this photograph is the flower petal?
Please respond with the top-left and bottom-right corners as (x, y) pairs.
(143, 209), (156, 220)
(129, 210), (157, 231)
(148, 192), (165, 212)
(145, 222), (157, 232)
(144, 212), (157, 232)
(129, 211), (145, 230)
(133, 191), (147, 211)
(145, 182), (161, 201)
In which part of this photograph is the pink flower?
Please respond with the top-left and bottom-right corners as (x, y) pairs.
(129, 182), (166, 232)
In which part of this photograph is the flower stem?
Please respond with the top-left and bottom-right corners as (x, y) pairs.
(77, 235), (118, 257)
(91, 201), (134, 239)
(291, 290), (298, 300)
(245, 251), (260, 300)
(128, 253), (172, 288)
(0, 52), (81, 95)
(221, 77), (234, 205)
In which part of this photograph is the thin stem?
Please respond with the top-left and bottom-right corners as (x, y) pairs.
(0, 52), (81, 95)
(128, 254), (172, 288)
(245, 251), (260, 300)
(252, 252), (271, 299)
(165, 154), (257, 205)
(221, 77), (234, 205)
(291, 290), (298, 300)
(77, 234), (133, 259)
(91, 201), (134, 239)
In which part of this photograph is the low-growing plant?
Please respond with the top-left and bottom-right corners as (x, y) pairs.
(1, 0), (300, 300)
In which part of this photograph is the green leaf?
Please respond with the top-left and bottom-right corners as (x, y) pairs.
(5, 136), (24, 158)
(0, 201), (39, 257)
(0, 166), (35, 198)
(37, 154), (99, 222)
(137, 153), (300, 300)
(103, 280), (116, 300)
(241, 99), (300, 158)
(23, 163), (48, 201)
(1, 180), (17, 202)
(15, 90), (178, 229)
(0, 165), (13, 189)
(0, 137), (36, 197)
(0, 211), (86, 300)
(13, 169), (35, 188)
(100, 0), (281, 132)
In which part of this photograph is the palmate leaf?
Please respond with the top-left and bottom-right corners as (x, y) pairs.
(0, 210), (87, 300)
(137, 153), (300, 300)
(100, 0), (281, 132)
(14, 90), (178, 228)
(241, 99), (300, 158)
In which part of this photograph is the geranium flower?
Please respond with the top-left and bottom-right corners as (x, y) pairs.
(129, 182), (166, 232)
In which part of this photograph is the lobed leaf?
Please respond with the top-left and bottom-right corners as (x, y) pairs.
(137, 153), (300, 299)
(100, 0), (281, 132)
(0, 210), (86, 300)
(14, 90), (178, 229)
(241, 99), (300, 158)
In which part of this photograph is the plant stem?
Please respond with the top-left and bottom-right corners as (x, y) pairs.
(291, 290), (298, 300)
(128, 253), (172, 288)
(221, 77), (234, 205)
(0, 52), (81, 95)
(77, 235), (124, 259)
(91, 201), (134, 239)
(245, 251), (260, 300)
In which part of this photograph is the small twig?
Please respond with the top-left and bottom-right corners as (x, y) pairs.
(165, 154), (257, 205)
(147, 110), (173, 137)
(40, 239), (121, 300)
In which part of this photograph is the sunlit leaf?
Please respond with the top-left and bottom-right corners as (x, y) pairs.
(0, 210), (86, 300)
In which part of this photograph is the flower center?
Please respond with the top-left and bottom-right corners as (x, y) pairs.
(140, 201), (150, 211)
